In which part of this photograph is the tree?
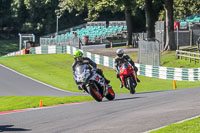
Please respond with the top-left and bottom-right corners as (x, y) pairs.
(137, 0), (160, 40)
(10, 0), (60, 35)
(11, 0), (28, 32)
(0, 0), (13, 38)
(0, 0), (12, 30)
(124, 0), (136, 45)
(144, 0), (155, 40)
(164, 0), (176, 50)
(173, 0), (200, 20)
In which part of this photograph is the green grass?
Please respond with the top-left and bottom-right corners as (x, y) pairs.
(0, 40), (18, 56)
(161, 51), (200, 68)
(0, 54), (199, 94)
(0, 96), (93, 112)
(150, 117), (200, 133)
(125, 52), (138, 62)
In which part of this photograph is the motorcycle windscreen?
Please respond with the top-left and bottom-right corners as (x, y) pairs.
(121, 63), (129, 69)
(75, 64), (89, 75)
(74, 64), (91, 83)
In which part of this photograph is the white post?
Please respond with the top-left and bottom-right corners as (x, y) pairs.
(56, 15), (61, 35)
(32, 34), (35, 42)
(18, 33), (22, 55)
(56, 16), (58, 35)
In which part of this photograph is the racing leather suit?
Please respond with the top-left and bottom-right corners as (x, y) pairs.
(114, 54), (139, 86)
(114, 54), (138, 76)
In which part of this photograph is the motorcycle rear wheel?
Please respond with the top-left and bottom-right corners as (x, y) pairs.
(89, 83), (103, 102)
(105, 86), (115, 100)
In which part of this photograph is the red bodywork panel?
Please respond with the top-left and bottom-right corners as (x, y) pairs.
(119, 63), (136, 85)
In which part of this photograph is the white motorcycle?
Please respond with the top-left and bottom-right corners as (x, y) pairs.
(73, 64), (115, 102)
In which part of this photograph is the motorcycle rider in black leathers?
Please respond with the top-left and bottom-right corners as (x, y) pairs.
(114, 49), (140, 88)
(72, 50), (110, 90)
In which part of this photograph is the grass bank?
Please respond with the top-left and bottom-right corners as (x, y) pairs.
(0, 96), (93, 112)
(0, 54), (199, 94)
(150, 116), (200, 133)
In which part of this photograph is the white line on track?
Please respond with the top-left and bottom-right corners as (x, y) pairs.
(143, 115), (200, 133)
(0, 64), (81, 94)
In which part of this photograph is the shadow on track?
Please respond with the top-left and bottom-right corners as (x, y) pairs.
(114, 96), (143, 101)
(103, 96), (143, 102)
(0, 125), (31, 132)
(136, 90), (170, 94)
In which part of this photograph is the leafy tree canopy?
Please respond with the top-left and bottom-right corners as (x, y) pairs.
(58, 0), (137, 21)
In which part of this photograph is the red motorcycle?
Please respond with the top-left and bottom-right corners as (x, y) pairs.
(119, 62), (137, 94)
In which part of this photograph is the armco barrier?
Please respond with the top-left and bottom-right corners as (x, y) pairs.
(3, 45), (200, 81)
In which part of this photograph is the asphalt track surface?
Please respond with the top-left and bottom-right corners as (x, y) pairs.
(0, 64), (84, 97)
(1, 64), (200, 133)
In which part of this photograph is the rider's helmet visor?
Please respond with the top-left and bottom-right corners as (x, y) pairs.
(75, 56), (83, 62)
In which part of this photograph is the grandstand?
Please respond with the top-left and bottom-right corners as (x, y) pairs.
(178, 14), (200, 29)
(40, 21), (127, 48)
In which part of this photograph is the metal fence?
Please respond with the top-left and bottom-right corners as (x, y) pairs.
(40, 36), (83, 48)
(109, 21), (126, 26)
(176, 50), (200, 64)
(138, 40), (161, 66)
(86, 21), (106, 27)
(155, 21), (200, 50)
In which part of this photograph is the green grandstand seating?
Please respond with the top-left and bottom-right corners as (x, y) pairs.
(177, 14), (200, 28)
(123, 26), (127, 30)
(180, 21), (187, 27)
(50, 24), (127, 44)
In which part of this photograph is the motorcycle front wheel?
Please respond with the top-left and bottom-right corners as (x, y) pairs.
(105, 86), (115, 100)
(127, 77), (136, 94)
(89, 82), (103, 102)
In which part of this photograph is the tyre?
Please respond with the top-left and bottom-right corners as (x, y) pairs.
(127, 77), (136, 94)
(105, 86), (115, 100)
(89, 83), (103, 102)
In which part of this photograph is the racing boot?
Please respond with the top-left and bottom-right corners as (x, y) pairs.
(104, 78), (110, 84)
(137, 77), (140, 82)
(101, 74), (110, 84)
(120, 83), (123, 88)
(100, 72), (110, 84)
(78, 86), (82, 90)
(119, 78), (123, 88)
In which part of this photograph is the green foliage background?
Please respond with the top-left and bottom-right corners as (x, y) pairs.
(1, 0), (199, 39)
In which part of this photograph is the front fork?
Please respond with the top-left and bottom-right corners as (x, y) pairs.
(132, 71), (137, 83)
(87, 82), (103, 95)
(103, 84), (111, 96)
(120, 76), (125, 86)
(120, 76), (131, 88)
(120, 71), (137, 87)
